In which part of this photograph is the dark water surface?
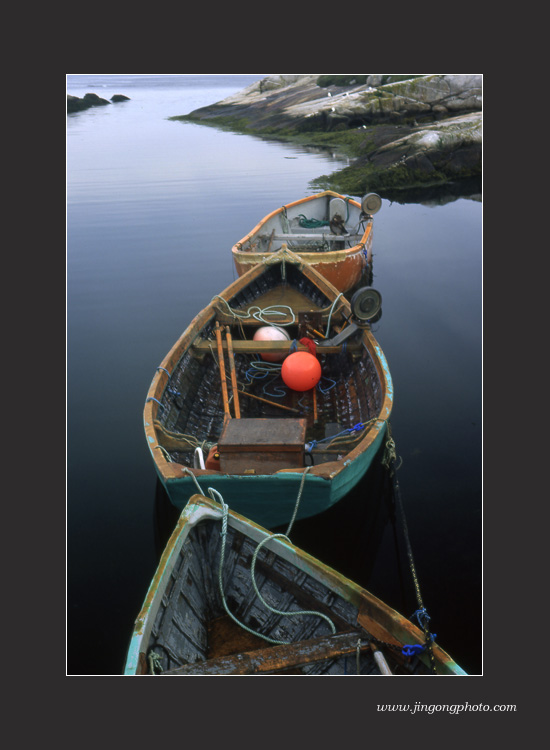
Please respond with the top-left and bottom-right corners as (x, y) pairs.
(67, 75), (482, 675)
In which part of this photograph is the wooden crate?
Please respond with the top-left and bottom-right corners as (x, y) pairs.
(218, 418), (307, 474)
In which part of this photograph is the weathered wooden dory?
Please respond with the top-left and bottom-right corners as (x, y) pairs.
(231, 190), (382, 293)
(144, 249), (392, 529)
(124, 494), (466, 675)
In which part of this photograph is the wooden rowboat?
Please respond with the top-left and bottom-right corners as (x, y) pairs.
(231, 190), (382, 293)
(124, 493), (466, 675)
(144, 249), (392, 529)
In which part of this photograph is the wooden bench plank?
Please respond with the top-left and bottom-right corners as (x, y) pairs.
(160, 631), (367, 675)
(191, 339), (360, 355)
(263, 233), (362, 242)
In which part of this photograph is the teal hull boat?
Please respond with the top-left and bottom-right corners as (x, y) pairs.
(124, 494), (466, 676)
(144, 250), (393, 530)
(161, 422), (388, 530)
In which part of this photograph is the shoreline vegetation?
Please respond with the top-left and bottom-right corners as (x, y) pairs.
(172, 74), (482, 202)
(67, 75), (481, 202)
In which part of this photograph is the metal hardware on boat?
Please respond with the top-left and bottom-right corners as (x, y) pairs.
(317, 288), (382, 349)
(361, 193), (382, 216)
(193, 447), (206, 470)
(350, 287), (382, 323)
(317, 321), (361, 348)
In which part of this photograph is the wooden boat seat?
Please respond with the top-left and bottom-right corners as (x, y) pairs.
(159, 631), (369, 675)
(191, 338), (361, 355)
(261, 232), (362, 243)
(212, 287), (347, 327)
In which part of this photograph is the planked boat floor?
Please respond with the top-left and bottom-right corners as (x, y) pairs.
(232, 286), (328, 318)
(207, 613), (269, 659)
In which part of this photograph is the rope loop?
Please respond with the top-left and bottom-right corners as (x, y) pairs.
(211, 469), (334, 646)
(411, 607), (430, 629)
(211, 296), (296, 327)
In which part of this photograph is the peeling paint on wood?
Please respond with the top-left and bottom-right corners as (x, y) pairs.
(142, 254), (392, 529)
(124, 495), (467, 676)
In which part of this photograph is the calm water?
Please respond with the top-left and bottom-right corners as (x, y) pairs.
(67, 74), (482, 675)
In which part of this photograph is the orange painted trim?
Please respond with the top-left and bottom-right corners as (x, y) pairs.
(232, 191), (374, 292)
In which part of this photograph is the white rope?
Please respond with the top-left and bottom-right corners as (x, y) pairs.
(182, 467), (206, 495)
(208, 470), (335, 646)
(211, 296), (296, 327)
(325, 292), (344, 337)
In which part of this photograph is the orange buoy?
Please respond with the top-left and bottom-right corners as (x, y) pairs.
(281, 351), (321, 391)
(253, 325), (290, 362)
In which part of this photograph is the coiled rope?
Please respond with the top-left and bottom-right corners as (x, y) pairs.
(297, 214), (330, 229)
(211, 296), (296, 327)
(297, 197), (350, 228)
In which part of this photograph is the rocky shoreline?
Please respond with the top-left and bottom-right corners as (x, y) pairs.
(173, 74), (482, 200)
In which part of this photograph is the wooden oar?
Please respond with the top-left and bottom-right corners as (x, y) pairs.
(225, 326), (241, 419)
(370, 642), (393, 675)
(160, 632), (370, 676)
(313, 384), (318, 423)
(214, 322), (231, 418)
(238, 388), (300, 413)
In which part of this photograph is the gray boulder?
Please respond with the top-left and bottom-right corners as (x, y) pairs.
(67, 92), (130, 113)
(67, 92), (111, 113)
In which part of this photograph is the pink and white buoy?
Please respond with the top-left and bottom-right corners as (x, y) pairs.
(253, 325), (290, 362)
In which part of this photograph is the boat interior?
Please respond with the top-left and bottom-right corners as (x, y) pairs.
(236, 194), (371, 255)
(138, 513), (429, 676)
(151, 263), (384, 474)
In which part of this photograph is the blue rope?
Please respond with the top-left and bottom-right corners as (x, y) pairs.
(402, 634), (437, 658)
(402, 644), (425, 657)
(411, 607), (431, 629)
(314, 421), (367, 445)
(262, 380), (287, 398)
(305, 421), (368, 453)
(317, 377), (336, 394)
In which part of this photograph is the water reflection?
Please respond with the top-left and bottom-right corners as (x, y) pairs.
(379, 176), (482, 207)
